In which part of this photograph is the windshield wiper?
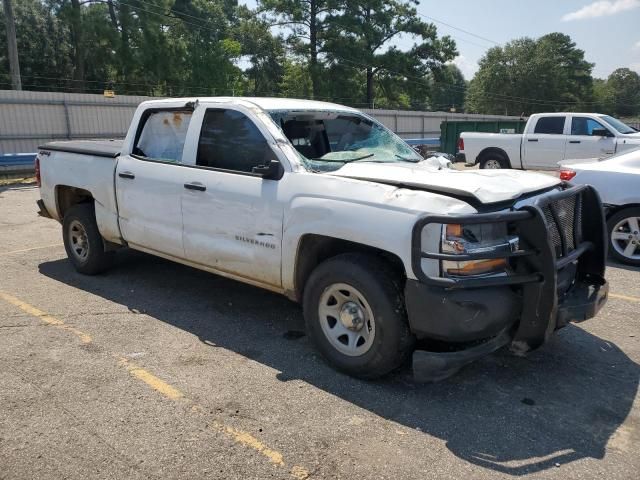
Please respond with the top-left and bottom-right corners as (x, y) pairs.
(310, 153), (375, 163)
(395, 154), (420, 163)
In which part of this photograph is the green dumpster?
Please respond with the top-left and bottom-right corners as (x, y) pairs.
(440, 120), (527, 155)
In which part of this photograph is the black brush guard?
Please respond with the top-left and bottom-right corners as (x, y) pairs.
(410, 183), (608, 366)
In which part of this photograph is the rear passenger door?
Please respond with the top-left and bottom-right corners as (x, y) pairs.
(116, 109), (194, 258)
(522, 116), (568, 169)
(180, 107), (284, 288)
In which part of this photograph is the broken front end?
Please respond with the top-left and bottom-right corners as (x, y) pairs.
(406, 183), (609, 379)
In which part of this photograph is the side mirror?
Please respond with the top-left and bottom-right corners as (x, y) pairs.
(252, 160), (284, 180)
(592, 128), (611, 137)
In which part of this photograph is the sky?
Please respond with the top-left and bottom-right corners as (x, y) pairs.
(240, 0), (640, 80)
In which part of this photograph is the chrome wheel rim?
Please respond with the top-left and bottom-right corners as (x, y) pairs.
(483, 159), (502, 169)
(318, 283), (376, 357)
(68, 220), (89, 262)
(611, 216), (640, 261)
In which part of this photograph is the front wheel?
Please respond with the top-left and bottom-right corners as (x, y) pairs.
(303, 253), (414, 379)
(62, 203), (114, 275)
(607, 207), (640, 266)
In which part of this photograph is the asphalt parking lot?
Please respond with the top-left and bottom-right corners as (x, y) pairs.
(1, 183), (639, 480)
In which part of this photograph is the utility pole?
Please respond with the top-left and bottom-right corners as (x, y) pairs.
(2, 0), (22, 90)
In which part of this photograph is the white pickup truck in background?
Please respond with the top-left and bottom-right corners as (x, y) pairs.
(35, 97), (609, 380)
(459, 112), (640, 170)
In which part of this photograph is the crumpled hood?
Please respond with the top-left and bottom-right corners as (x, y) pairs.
(328, 162), (560, 204)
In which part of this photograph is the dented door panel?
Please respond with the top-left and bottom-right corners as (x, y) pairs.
(181, 169), (283, 287)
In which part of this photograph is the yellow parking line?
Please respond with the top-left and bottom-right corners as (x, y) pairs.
(609, 293), (640, 303)
(117, 357), (184, 401)
(0, 291), (310, 479)
(218, 423), (285, 466)
(0, 291), (92, 343)
(0, 243), (64, 257)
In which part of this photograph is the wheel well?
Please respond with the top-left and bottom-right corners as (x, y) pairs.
(293, 234), (406, 301)
(55, 185), (94, 219)
(605, 204), (640, 220)
(477, 147), (510, 166)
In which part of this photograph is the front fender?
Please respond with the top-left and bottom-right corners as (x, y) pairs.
(280, 186), (475, 291)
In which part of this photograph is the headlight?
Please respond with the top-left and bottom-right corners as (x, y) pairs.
(441, 223), (519, 277)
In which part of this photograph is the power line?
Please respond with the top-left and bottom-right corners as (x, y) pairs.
(416, 12), (501, 47)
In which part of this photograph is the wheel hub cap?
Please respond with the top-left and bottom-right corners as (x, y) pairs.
(339, 301), (365, 331)
(69, 220), (89, 261)
(318, 283), (376, 357)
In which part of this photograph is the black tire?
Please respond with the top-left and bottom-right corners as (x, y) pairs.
(479, 154), (509, 169)
(607, 207), (640, 266)
(303, 253), (414, 379)
(62, 203), (114, 275)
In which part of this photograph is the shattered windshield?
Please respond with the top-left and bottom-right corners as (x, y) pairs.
(268, 111), (423, 172)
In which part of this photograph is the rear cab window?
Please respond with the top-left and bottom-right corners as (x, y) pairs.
(133, 110), (193, 162)
(533, 116), (566, 135)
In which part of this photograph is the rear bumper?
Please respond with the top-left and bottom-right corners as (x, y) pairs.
(36, 199), (52, 219)
(406, 183), (608, 376)
(455, 152), (467, 163)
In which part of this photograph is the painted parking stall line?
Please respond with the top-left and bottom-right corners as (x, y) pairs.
(0, 290), (310, 479)
(0, 243), (64, 257)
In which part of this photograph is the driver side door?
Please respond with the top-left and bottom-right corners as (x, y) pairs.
(180, 107), (285, 288)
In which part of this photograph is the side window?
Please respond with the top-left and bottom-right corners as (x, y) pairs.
(196, 109), (273, 173)
(571, 117), (608, 136)
(134, 110), (193, 162)
(534, 116), (566, 135)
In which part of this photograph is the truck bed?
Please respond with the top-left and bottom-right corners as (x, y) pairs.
(39, 139), (123, 158)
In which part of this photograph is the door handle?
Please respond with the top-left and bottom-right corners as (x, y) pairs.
(118, 171), (135, 179)
(527, 139), (539, 142)
(569, 140), (581, 144)
(184, 182), (206, 192)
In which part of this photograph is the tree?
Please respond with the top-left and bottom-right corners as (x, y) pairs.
(466, 33), (593, 115)
(324, 0), (456, 107)
(259, 0), (336, 98)
(606, 68), (640, 117)
(429, 64), (466, 111)
(0, 0), (72, 91)
(236, 9), (286, 96)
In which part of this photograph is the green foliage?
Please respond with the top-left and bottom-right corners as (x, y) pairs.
(6, 1), (633, 117)
(429, 64), (466, 111)
(466, 33), (594, 115)
(324, 0), (457, 107)
(603, 68), (640, 117)
(0, 0), (72, 90)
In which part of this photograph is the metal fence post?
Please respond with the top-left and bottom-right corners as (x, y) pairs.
(62, 100), (72, 140)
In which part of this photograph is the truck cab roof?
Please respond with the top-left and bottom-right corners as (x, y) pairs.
(138, 97), (359, 113)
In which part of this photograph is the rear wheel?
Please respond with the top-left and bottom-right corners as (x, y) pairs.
(607, 207), (640, 266)
(303, 253), (414, 379)
(62, 203), (114, 275)
(479, 155), (509, 169)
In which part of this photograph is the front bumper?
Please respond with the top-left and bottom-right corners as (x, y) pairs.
(406, 273), (608, 343)
(407, 184), (608, 375)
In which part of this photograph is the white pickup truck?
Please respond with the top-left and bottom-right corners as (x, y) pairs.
(460, 112), (640, 170)
(35, 97), (609, 379)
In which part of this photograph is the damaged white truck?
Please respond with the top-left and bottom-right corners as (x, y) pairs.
(36, 97), (609, 379)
